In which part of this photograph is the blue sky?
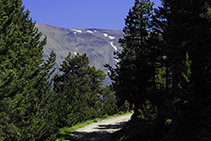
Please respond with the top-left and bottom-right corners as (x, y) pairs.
(22, 0), (161, 30)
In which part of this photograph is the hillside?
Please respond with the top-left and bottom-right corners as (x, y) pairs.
(36, 23), (123, 75)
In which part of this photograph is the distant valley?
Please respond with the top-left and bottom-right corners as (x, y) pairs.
(36, 23), (123, 76)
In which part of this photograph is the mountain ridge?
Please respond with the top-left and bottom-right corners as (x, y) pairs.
(36, 23), (123, 85)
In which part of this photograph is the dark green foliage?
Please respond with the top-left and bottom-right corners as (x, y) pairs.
(53, 52), (113, 127)
(137, 100), (157, 126)
(130, 100), (158, 140)
(0, 0), (119, 140)
(110, 0), (211, 141)
(119, 100), (130, 113)
(105, 0), (158, 109)
(100, 86), (118, 116)
(156, 1), (211, 140)
(0, 0), (58, 140)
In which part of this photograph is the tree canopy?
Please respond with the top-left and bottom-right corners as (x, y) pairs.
(109, 0), (211, 140)
(0, 0), (119, 140)
(2, 0), (211, 140)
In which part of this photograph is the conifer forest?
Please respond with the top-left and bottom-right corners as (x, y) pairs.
(1, 0), (211, 140)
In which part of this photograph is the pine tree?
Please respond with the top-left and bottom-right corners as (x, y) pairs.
(0, 0), (58, 140)
(113, 0), (211, 140)
(154, 0), (211, 140)
(105, 0), (158, 109)
(100, 86), (118, 116)
(53, 53), (107, 127)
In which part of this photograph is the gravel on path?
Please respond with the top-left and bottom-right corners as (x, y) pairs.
(71, 113), (132, 141)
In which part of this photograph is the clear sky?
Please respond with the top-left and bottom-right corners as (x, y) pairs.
(22, 0), (161, 30)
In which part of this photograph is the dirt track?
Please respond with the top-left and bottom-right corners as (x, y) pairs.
(71, 113), (132, 141)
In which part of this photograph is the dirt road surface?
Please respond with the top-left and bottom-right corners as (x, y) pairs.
(71, 113), (132, 141)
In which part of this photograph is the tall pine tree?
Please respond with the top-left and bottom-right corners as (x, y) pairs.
(53, 53), (106, 127)
(0, 0), (58, 140)
(105, 0), (158, 109)
(154, 0), (211, 140)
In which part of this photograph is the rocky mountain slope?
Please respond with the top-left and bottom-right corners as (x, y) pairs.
(36, 23), (123, 75)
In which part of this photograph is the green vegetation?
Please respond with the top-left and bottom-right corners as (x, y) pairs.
(52, 52), (119, 129)
(2, 0), (211, 140)
(107, 0), (211, 140)
(0, 0), (58, 140)
(0, 0), (124, 140)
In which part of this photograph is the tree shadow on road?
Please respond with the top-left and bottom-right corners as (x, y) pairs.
(95, 121), (127, 130)
(71, 131), (111, 141)
(70, 121), (127, 141)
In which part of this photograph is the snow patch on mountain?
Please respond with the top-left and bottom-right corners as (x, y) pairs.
(103, 33), (115, 39)
(110, 42), (117, 51)
(94, 30), (97, 32)
(103, 33), (108, 37)
(108, 36), (115, 39)
(87, 30), (94, 33)
(72, 29), (82, 33)
(74, 52), (77, 55)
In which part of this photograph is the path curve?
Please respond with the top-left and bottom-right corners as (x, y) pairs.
(71, 113), (132, 141)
